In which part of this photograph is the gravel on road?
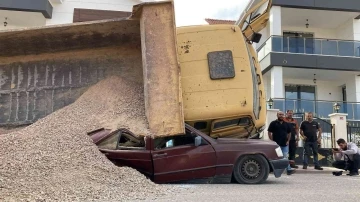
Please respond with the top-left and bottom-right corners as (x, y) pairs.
(0, 75), (175, 202)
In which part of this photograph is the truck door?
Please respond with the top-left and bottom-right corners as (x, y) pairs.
(236, 0), (272, 43)
(210, 117), (255, 139)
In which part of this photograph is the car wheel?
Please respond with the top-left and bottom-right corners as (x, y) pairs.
(233, 154), (269, 184)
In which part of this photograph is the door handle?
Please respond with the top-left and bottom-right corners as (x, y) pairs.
(153, 153), (167, 157)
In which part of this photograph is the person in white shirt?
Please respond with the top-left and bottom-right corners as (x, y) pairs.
(332, 138), (360, 176)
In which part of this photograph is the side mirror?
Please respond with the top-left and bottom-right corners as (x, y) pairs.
(251, 32), (262, 43)
(195, 136), (202, 147)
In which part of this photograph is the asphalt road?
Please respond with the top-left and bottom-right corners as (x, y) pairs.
(144, 171), (360, 202)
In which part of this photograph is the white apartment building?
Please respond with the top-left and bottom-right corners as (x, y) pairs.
(255, 0), (360, 121)
(208, 1), (360, 122)
(0, 0), (142, 31)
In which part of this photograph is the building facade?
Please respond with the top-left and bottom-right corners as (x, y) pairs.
(207, 0), (360, 121)
(257, 0), (360, 121)
(0, 0), (141, 31)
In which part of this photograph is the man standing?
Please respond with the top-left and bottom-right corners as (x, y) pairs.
(284, 110), (300, 169)
(332, 138), (360, 176)
(300, 112), (323, 170)
(268, 111), (295, 175)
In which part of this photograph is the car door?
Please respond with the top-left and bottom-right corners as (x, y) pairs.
(97, 130), (153, 176)
(151, 129), (216, 183)
(236, 0), (272, 42)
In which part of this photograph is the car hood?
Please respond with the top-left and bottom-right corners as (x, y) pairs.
(215, 138), (278, 147)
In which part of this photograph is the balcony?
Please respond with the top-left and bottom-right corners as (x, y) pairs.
(257, 36), (360, 73)
(0, 0), (53, 18)
(272, 0), (360, 12)
(271, 98), (360, 120)
(258, 36), (360, 60)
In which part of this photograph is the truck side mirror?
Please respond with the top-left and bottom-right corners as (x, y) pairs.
(251, 32), (262, 43)
(195, 136), (202, 147)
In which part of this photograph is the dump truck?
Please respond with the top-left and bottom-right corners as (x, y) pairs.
(0, 0), (271, 139)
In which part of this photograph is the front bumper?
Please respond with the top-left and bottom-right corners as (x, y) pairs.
(269, 158), (289, 178)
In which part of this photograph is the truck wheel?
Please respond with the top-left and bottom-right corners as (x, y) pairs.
(233, 154), (269, 184)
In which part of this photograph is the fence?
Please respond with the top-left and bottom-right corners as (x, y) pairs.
(293, 113), (334, 148)
(257, 35), (360, 61)
(273, 98), (360, 121)
(347, 123), (360, 146)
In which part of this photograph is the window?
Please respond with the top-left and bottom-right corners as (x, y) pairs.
(249, 0), (269, 21)
(194, 122), (207, 130)
(97, 131), (121, 150)
(285, 85), (316, 113)
(207, 50), (235, 80)
(213, 117), (251, 130)
(97, 130), (145, 150)
(241, 0), (270, 31)
(154, 129), (197, 150)
(283, 32), (314, 54)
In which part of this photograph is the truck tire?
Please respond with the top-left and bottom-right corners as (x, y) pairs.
(233, 154), (269, 184)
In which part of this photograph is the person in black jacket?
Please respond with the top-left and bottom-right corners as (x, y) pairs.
(284, 110), (300, 169)
(268, 111), (295, 175)
(300, 112), (323, 170)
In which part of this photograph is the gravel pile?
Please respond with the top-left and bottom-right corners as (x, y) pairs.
(0, 75), (174, 201)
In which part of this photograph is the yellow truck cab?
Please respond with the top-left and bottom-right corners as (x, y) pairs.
(177, 0), (271, 139)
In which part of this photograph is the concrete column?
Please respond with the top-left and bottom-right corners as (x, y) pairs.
(345, 75), (360, 120)
(353, 19), (360, 41)
(346, 75), (360, 102)
(269, 6), (282, 36)
(270, 66), (284, 98)
(329, 113), (348, 146)
(262, 109), (279, 140)
(356, 76), (360, 102)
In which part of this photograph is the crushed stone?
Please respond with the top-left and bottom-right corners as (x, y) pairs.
(0, 75), (175, 202)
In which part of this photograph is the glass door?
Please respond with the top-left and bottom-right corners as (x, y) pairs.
(342, 86), (347, 113)
(283, 32), (314, 54)
(285, 85), (316, 113)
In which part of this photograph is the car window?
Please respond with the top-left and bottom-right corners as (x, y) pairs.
(98, 131), (145, 150)
(97, 131), (120, 150)
(213, 117), (251, 130)
(154, 129), (196, 150)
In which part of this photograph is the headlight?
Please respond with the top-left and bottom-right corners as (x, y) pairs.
(275, 147), (283, 158)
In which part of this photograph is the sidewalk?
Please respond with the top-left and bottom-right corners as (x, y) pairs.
(291, 165), (341, 174)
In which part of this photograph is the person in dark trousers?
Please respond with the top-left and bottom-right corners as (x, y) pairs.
(284, 110), (300, 169)
(332, 138), (360, 176)
(268, 111), (295, 175)
(300, 112), (323, 170)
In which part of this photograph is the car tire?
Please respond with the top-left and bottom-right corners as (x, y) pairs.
(233, 154), (269, 184)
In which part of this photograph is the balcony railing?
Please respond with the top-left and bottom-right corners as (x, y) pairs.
(271, 98), (360, 120)
(257, 36), (360, 61)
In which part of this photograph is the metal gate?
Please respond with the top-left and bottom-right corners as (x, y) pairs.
(314, 117), (334, 148)
(292, 113), (304, 125)
(292, 113), (334, 148)
(347, 123), (360, 146)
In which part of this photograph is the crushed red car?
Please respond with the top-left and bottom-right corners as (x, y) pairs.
(89, 124), (288, 184)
